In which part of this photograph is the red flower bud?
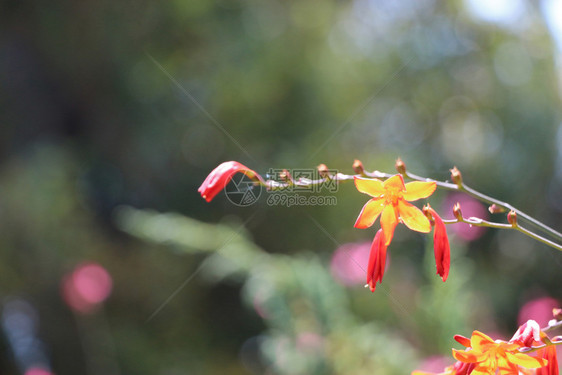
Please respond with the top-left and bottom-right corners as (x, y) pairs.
(453, 202), (463, 221)
(450, 166), (462, 186)
(395, 158), (406, 174)
(280, 169), (293, 183)
(198, 161), (262, 202)
(317, 164), (329, 178)
(352, 159), (365, 175)
(536, 342), (559, 375)
(488, 204), (506, 214)
(366, 229), (387, 292)
(507, 210), (517, 226)
(510, 320), (542, 348)
(425, 206), (450, 282)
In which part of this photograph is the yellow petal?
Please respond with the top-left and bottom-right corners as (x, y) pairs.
(505, 352), (547, 369)
(497, 357), (521, 375)
(471, 331), (495, 352)
(403, 181), (437, 201)
(354, 177), (384, 197)
(380, 204), (398, 246)
(354, 198), (385, 229)
(398, 200), (431, 233)
(383, 174), (406, 191)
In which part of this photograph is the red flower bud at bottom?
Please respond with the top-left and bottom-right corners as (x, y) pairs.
(366, 229), (387, 292)
(536, 344), (559, 375)
(198, 161), (261, 202)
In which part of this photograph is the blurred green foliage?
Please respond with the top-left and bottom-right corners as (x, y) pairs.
(1, 0), (562, 374)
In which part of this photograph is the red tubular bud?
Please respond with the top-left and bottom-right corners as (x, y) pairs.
(507, 210), (517, 226)
(366, 229), (388, 292)
(198, 161), (263, 202)
(450, 166), (462, 186)
(425, 205), (451, 282)
(453, 202), (463, 221)
(395, 158), (406, 175)
(352, 159), (365, 175)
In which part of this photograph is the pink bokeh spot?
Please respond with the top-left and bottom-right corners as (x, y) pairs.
(443, 193), (488, 241)
(25, 368), (54, 375)
(416, 355), (452, 373)
(62, 262), (113, 314)
(330, 242), (376, 286)
(518, 296), (560, 327)
(296, 332), (324, 354)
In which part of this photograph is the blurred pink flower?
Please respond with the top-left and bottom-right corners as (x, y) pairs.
(415, 355), (452, 373)
(330, 241), (379, 286)
(62, 262), (113, 314)
(518, 296), (560, 327)
(443, 193), (488, 241)
(296, 332), (324, 354)
(25, 368), (54, 375)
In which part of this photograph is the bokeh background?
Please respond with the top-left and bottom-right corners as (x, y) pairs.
(1, 0), (562, 374)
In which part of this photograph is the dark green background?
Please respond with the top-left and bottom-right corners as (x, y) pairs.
(1, 1), (561, 374)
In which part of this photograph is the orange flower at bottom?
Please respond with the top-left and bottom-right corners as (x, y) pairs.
(452, 331), (547, 375)
(536, 344), (559, 375)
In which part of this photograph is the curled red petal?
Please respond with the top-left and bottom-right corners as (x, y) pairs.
(454, 334), (472, 348)
(366, 229), (388, 292)
(198, 161), (261, 202)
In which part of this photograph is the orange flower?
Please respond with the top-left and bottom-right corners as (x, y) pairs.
(198, 161), (262, 202)
(423, 205), (451, 282)
(354, 175), (436, 245)
(510, 320), (558, 375)
(366, 229), (387, 292)
(452, 331), (547, 375)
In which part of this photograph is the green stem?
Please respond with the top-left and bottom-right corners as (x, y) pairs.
(256, 166), (562, 252)
(442, 217), (562, 252)
(405, 171), (562, 243)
